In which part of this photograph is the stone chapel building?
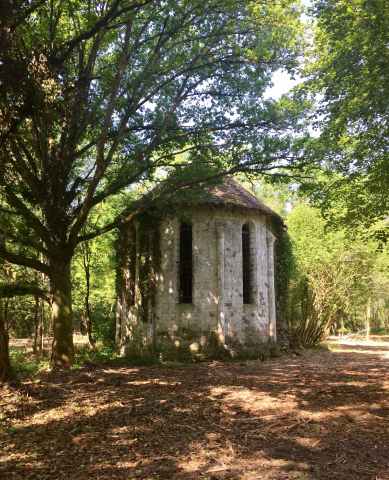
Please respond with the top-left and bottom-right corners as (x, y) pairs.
(116, 178), (287, 359)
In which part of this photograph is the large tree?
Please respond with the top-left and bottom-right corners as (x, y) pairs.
(0, 0), (308, 367)
(305, 0), (389, 233)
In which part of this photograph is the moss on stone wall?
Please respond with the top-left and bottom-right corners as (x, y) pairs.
(272, 221), (295, 346)
(115, 211), (161, 343)
(137, 210), (161, 323)
(116, 208), (294, 355)
(115, 226), (129, 306)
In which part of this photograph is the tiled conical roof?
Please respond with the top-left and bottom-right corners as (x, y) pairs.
(195, 178), (283, 221)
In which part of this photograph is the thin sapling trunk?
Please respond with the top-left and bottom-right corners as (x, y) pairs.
(82, 240), (94, 350)
(39, 298), (44, 351)
(33, 296), (39, 354)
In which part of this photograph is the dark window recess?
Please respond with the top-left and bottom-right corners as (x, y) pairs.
(179, 223), (193, 303)
(126, 226), (136, 306)
(242, 223), (251, 304)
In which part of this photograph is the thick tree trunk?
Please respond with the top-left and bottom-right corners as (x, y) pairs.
(51, 260), (74, 366)
(0, 298), (13, 382)
(84, 264), (94, 350)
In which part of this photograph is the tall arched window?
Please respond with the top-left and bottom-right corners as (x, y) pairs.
(242, 223), (251, 304)
(179, 223), (193, 303)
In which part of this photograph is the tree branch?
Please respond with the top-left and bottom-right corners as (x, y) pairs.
(9, 0), (47, 33)
(0, 207), (20, 216)
(76, 167), (241, 244)
(0, 247), (51, 277)
(52, 0), (153, 65)
(8, 140), (43, 205)
(1, 229), (49, 257)
(2, 187), (56, 252)
(0, 283), (51, 304)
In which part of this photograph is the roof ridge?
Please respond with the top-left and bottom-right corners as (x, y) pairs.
(200, 178), (283, 221)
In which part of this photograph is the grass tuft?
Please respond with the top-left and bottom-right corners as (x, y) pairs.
(312, 343), (330, 351)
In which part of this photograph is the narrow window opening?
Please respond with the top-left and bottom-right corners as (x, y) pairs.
(179, 223), (193, 303)
(126, 226), (136, 306)
(242, 223), (251, 304)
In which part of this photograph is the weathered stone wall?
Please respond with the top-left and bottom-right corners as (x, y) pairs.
(117, 206), (278, 359)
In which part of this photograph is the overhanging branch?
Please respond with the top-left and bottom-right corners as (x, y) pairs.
(0, 247), (51, 277)
(75, 158), (307, 245)
(0, 283), (51, 304)
(52, 0), (153, 65)
(76, 167), (241, 244)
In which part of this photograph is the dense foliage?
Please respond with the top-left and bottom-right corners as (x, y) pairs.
(305, 0), (389, 235)
(287, 202), (389, 346)
(0, 0), (309, 371)
(2, 0), (389, 374)
(273, 221), (294, 340)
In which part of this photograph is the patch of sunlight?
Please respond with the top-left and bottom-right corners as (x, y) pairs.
(209, 385), (293, 412)
(103, 456), (154, 471)
(101, 367), (140, 374)
(177, 457), (204, 472)
(23, 407), (75, 426)
(342, 346), (388, 357)
(179, 442), (235, 473)
(290, 461), (312, 471)
(110, 426), (129, 434)
(0, 451), (33, 463)
(116, 458), (141, 468)
(20, 401), (122, 430)
(114, 438), (139, 447)
(205, 432), (222, 440)
(211, 381), (385, 426)
(126, 379), (157, 385)
(125, 379), (179, 387)
(327, 337), (389, 352)
(206, 463), (231, 474)
(294, 437), (322, 449)
(172, 407), (193, 413)
(268, 458), (295, 468)
(72, 432), (101, 446)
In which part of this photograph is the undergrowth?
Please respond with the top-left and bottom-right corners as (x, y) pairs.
(72, 345), (184, 369)
(10, 343), (213, 378)
(311, 343), (330, 351)
(9, 348), (50, 377)
(73, 344), (192, 368)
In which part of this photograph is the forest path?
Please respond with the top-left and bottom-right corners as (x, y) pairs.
(1, 339), (388, 480)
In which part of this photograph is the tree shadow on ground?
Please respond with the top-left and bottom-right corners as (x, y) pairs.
(1, 343), (388, 480)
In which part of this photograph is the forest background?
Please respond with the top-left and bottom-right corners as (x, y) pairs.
(1, 0), (389, 380)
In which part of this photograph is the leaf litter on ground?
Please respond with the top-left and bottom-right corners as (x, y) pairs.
(1, 337), (389, 479)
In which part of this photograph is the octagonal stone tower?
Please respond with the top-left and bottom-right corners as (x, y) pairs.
(116, 179), (286, 359)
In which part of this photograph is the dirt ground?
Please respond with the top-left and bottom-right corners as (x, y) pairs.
(1, 338), (389, 480)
